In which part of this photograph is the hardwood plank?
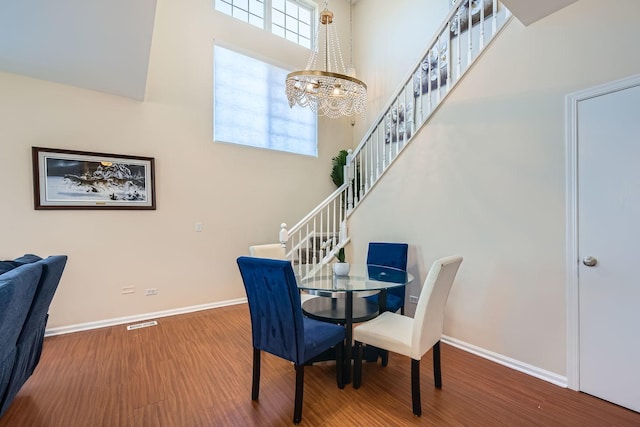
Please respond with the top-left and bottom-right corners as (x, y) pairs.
(1, 304), (639, 426)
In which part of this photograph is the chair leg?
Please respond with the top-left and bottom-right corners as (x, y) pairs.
(411, 358), (421, 417)
(294, 364), (304, 424)
(433, 340), (442, 389)
(252, 348), (260, 400)
(353, 341), (363, 389)
(336, 341), (345, 389)
(381, 350), (389, 367)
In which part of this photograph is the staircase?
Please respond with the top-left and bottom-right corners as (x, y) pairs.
(280, 0), (512, 278)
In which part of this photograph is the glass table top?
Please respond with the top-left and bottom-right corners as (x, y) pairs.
(295, 263), (413, 293)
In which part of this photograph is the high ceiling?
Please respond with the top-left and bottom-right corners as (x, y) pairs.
(500, 0), (579, 26)
(0, 0), (578, 101)
(0, 0), (157, 100)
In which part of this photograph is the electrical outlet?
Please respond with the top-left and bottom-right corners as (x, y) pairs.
(145, 288), (158, 296)
(122, 286), (135, 294)
(409, 295), (419, 304)
(195, 222), (203, 232)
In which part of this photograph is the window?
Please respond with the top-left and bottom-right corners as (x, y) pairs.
(271, 0), (313, 49)
(215, 0), (315, 49)
(214, 45), (317, 157)
(216, 0), (265, 29)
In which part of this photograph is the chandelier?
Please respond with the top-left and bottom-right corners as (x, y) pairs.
(285, 0), (367, 119)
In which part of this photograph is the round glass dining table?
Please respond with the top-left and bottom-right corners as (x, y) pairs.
(295, 263), (413, 383)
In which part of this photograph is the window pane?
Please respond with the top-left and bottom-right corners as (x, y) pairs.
(232, 7), (249, 21)
(286, 30), (297, 42)
(299, 22), (310, 39)
(299, 7), (311, 24)
(248, 15), (264, 28)
(272, 0), (285, 11)
(214, 46), (317, 157)
(286, 0), (298, 18)
(249, 0), (263, 17)
(272, 9), (285, 27)
(216, 1), (232, 15)
(285, 15), (297, 31)
(272, 25), (285, 37)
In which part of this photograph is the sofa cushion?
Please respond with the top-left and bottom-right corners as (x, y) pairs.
(0, 254), (44, 275)
(19, 255), (67, 341)
(0, 263), (42, 351)
(0, 261), (20, 275)
(13, 254), (43, 265)
(0, 262), (43, 417)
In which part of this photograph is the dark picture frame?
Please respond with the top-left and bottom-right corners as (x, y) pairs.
(32, 147), (156, 210)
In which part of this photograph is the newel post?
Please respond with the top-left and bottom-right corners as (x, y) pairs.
(279, 223), (289, 248)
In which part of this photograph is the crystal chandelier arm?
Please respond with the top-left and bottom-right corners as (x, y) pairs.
(287, 70), (366, 87)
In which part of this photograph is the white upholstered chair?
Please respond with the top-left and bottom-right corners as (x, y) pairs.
(249, 243), (286, 259)
(352, 255), (463, 416)
(248, 243), (316, 303)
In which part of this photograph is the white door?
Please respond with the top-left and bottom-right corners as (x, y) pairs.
(577, 83), (640, 412)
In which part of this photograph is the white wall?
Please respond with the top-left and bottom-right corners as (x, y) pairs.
(347, 0), (640, 376)
(0, 0), (351, 328)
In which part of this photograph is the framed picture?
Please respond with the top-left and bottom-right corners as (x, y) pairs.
(450, 0), (494, 36)
(413, 43), (449, 97)
(32, 147), (156, 210)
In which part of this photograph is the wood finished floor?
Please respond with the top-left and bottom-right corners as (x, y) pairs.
(1, 303), (639, 426)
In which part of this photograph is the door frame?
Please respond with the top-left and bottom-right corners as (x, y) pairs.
(565, 72), (640, 391)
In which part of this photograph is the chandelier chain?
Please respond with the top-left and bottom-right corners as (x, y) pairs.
(349, 0), (353, 70)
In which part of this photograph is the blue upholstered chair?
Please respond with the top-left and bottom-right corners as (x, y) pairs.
(249, 243), (317, 304)
(364, 242), (409, 314)
(236, 256), (345, 424)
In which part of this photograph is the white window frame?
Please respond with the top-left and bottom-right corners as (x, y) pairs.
(213, 44), (318, 157)
(270, 0), (315, 49)
(215, 0), (266, 29)
(214, 0), (316, 49)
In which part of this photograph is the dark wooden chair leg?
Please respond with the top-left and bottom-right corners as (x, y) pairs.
(433, 340), (442, 389)
(411, 358), (422, 416)
(252, 348), (260, 400)
(336, 341), (345, 389)
(353, 341), (363, 389)
(381, 350), (389, 367)
(294, 365), (304, 424)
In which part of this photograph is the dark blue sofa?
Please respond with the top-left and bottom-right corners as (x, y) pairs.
(0, 254), (67, 418)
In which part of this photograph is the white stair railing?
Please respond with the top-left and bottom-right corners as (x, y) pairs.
(280, 0), (511, 270)
(279, 173), (352, 279)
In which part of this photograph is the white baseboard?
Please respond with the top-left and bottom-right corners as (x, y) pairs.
(442, 335), (568, 388)
(44, 298), (248, 337)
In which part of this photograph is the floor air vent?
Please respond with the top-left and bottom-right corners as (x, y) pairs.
(126, 320), (158, 331)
